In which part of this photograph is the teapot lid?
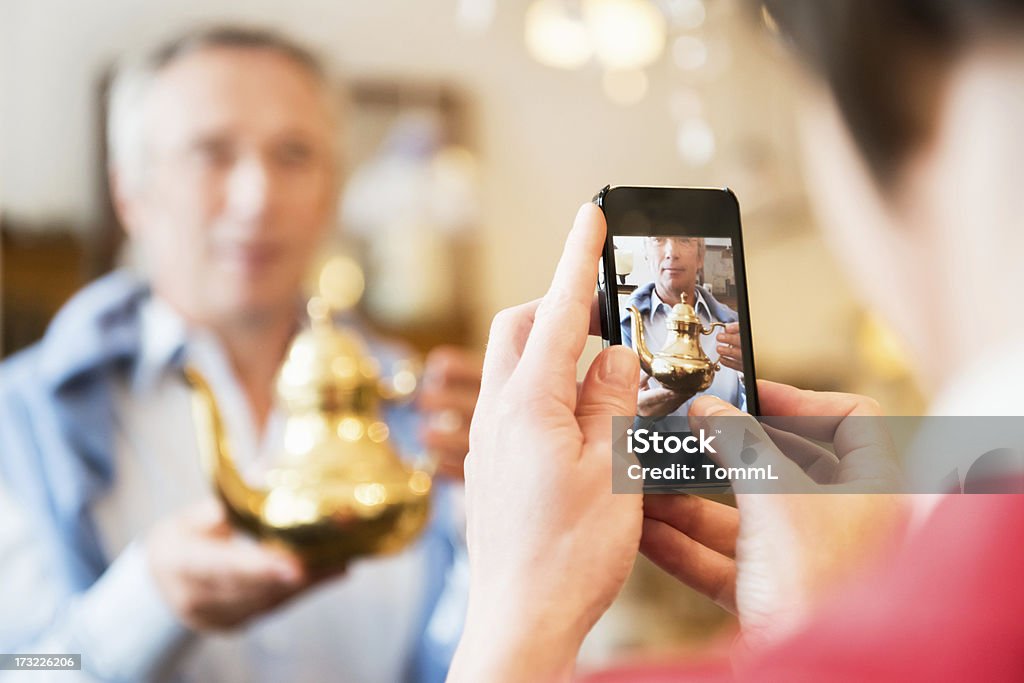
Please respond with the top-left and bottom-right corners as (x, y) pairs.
(276, 268), (385, 415)
(277, 255), (383, 410)
(665, 293), (700, 331)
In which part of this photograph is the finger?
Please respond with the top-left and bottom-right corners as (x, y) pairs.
(182, 499), (232, 534)
(517, 203), (608, 407)
(719, 356), (743, 372)
(716, 333), (742, 347)
(478, 300), (541, 407)
(761, 423), (840, 484)
(755, 381), (897, 481)
(717, 345), (742, 363)
(215, 555), (306, 608)
(716, 342), (741, 354)
(689, 396), (811, 493)
(637, 387), (686, 415)
(640, 387), (682, 402)
(186, 536), (305, 592)
(576, 346), (639, 420)
(642, 494), (738, 557)
(640, 518), (737, 612)
(423, 346), (483, 389)
(757, 380), (882, 430)
(418, 386), (478, 417)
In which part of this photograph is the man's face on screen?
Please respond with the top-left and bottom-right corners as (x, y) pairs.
(645, 236), (703, 302)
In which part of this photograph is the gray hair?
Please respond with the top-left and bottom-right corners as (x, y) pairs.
(107, 25), (337, 191)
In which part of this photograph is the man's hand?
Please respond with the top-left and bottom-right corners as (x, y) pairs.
(637, 372), (687, 417)
(418, 346), (482, 480)
(146, 500), (319, 631)
(716, 321), (744, 372)
(640, 381), (908, 649)
(448, 204), (641, 683)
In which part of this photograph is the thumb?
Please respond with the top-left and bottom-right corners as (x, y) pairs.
(576, 346), (640, 418)
(690, 394), (745, 419)
(183, 499), (232, 535)
(689, 395), (807, 493)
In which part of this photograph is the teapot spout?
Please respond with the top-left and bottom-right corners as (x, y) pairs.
(183, 367), (267, 531)
(628, 306), (654, 375)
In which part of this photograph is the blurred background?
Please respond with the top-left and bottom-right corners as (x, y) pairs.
(0, 0), (925, 671)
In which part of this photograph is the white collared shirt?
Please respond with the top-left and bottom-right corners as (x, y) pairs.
(85, 297), (430, 683)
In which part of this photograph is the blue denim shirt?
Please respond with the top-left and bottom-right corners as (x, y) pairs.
(0, 270), (461, 682)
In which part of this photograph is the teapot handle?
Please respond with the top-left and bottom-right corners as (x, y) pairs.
(701, 321), (728, 337)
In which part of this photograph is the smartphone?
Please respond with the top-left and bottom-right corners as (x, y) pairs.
(595, 185), (759, 418)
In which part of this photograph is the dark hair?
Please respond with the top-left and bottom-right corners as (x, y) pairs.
(761, 0), (1024, 185)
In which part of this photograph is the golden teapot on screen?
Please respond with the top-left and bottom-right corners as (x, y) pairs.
(183, 257), (432, 570)
(628, 293), (726, 402)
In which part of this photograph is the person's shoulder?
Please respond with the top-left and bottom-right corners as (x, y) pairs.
(5, 270), (149, 393)
(0, 344), (43, 406)
(45, 270), (149, 339)
(622, 282), (656, 321)
(629, 282), (656, 306)
(697, 285), (738, 323)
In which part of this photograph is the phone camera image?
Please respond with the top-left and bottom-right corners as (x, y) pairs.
(613, 234), (747, 423)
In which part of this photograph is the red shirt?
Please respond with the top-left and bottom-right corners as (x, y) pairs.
(585, 495), (1024, 682)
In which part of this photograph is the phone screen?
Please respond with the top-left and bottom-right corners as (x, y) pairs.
(597, 186), (759, 420)
(597, 186), (758, 490)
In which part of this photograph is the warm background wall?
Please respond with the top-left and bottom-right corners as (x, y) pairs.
(0, 0), (922, 405)
(0, 0), (928, 665)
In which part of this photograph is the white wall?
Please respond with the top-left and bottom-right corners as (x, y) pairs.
(3, 0), (908, 400)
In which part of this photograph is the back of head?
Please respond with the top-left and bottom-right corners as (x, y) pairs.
(757, 0), (1024, 393)
(762, 0), (1024, 188)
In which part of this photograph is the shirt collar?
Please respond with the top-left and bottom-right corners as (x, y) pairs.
(650, 286), (711, 321)
(133, 296), (188, 393)
(38, 270), (149, 391)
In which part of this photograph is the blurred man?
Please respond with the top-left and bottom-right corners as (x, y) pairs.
(620, 236), (745, 417)
(0, 26), (478, 682)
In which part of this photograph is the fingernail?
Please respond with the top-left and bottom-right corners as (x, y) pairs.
(690, 395), (728, 417)
(597, 348), (636, 390)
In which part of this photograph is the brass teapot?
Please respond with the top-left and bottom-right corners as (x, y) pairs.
(628, 293), (726, 402)
(183, 266), (431, 570)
